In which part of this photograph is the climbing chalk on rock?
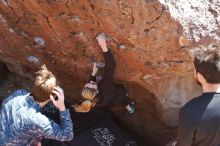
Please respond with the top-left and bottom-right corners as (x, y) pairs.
(96, 33), (107, 41)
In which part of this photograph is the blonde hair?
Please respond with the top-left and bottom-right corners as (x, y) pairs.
(73, 87), (97, 113)
(81, 87), (97, 100)
(33, 65), (57, 102)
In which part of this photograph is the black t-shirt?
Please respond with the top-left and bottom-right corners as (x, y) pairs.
(89, 51), (128, 108)
(177, 93), (220, 146)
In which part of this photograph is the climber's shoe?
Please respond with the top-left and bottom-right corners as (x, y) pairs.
(126, 101), (136, 114)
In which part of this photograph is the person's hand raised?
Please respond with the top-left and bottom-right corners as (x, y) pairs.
(50, 86), (66, 111)
(92, 62), (99, 76)
(96, 33), (108, 52)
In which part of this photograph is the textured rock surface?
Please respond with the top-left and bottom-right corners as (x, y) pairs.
(159, 0), (220, 43)
(0, 62), (8, 82)
(0, 0), (211, 145)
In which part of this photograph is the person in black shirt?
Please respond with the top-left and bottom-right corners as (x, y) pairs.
(73, 33), (135, 114)
(176, 43), (220, 146)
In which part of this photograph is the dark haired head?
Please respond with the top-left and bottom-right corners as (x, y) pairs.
(193, 43), (220, 83)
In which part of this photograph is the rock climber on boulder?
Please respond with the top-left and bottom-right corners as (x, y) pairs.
(73, 33), (136, 114)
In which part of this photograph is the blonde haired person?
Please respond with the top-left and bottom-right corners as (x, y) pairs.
(33, 65), (57, 102)
(73, 33), (135, 114)
(0, 65), (73, 146)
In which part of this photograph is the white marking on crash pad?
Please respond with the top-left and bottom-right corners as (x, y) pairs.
(92, 128), (116, 145)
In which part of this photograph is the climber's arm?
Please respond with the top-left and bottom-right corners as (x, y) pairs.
(89, 63), (99, 83)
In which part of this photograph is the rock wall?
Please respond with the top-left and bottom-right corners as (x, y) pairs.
(0, 0), (212, 145)
(0, 62), (8, 82)
(159, 0), (220, 43)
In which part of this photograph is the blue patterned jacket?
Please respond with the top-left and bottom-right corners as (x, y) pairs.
(0, 89), (73, 146)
